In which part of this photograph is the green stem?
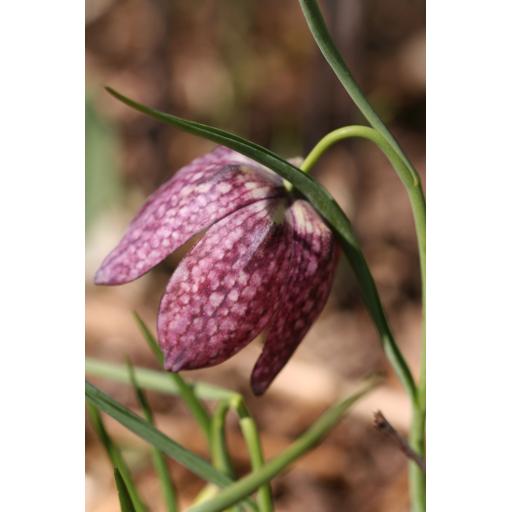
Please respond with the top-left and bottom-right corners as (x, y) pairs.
(301, 125), (426, 306)
(114, 467), (138, 512)
(188, 379), (378, 512)
(298, 0), (418, 186)
(209, 400), (242, 512)
(231, 396), (274, 512)
(302, 125), (426, 510)
(409, 406), (426, 512)
(211, 400), (237, 479)
(297, 5), (427, 506)
(303, 130), (419, 406)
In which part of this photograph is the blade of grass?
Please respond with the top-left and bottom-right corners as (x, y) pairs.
(133, 312), (164, 364)
(188, 379), (378, 512)
(127, 360), (178, 512)
(297, 0), (418, 185)
(114, 467), (137, 512)
(86, 357), (235, 401)
(104, 87), (357, 247)
(209, 400), (241, 512)
(230, 396), (273, 512)
(210, 400), (236, 480)
(85, 381), (257, 511)
(86, 402), (146, 511)
(133, 312), (211, 438)
(104, 87), (417, 406)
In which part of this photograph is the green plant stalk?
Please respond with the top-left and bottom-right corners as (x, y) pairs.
(210, 400), (237, 479)
(133, 312), (212, 439)
(303, 125), (427, 354)
(200, 395), (274, 512)
(188, 379), (378, 512)
(297, 3), (427, 506)
(298, 0), (418, 185)
(114, 467), (137, 512)
(302, 125), (426, 510)
(151, 451), (179, 512)
(231, 396), (274, 512)
(86, 402), (146, 512)
(127, 361), (179, 512)
(209, 400), (243, 512)
(410, 311), (426, 512)
(409, 407), (426, 512)
(301, 125), (426, 399)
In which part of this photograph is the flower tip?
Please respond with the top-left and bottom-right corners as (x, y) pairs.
(163, 350), (188, 373)
(93, 265), (123, 286)
(93, 267), (109, 285)
(250, 376), (269, 397)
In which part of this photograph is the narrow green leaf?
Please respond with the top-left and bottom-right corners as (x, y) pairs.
(85, 381), (257, 511)
(132, 312), (164, 365)
(188, 379), (379, 512)
(86, 357), (235, 401)
(239, 417), (273, 512)
(210, 400), (236, 479)
(127, 360), (178, 512)
(86, 402), (146, 511)
(297, 0), (419, 186)
(114, 467), (137, 512)
(105, 86), (357, 247)
(87, 381), (224, 485)
(132, 312), (211, 438)
(104, 87), (417, 404)
(210, 400), (242, 512)
(229, 396), (273, 512)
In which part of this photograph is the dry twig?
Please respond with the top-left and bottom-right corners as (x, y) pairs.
(373, 410), (425, 472)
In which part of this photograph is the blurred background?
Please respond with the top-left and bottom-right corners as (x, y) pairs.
(85, 0), (425, 510)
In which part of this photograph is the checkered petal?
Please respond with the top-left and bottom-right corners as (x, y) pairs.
(250, 200), (339, 395)
(95, 147), (285, 284)
(157, 198), (293, 371)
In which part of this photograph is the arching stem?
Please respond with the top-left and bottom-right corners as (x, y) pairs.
(302, 125), (426, 511)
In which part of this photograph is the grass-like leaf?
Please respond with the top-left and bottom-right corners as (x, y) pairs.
(87, 380), (225, 484)
(114, 467), (137, 512)
(298, 0), (418, 185)
(105, 87), (356, 245)
(86, 357), (235, 400)
(105, 87), (417, 404)
(132, 312), (211, 438)
(132, 312), (164, 365)
(188, 378), (379, 512)
(127, 360), (178, 512)
(86, 402), (146, 511)
(85, 380), (257, 511)
(210, 400), (236, 480)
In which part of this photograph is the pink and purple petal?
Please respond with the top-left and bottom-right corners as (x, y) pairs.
(157, 198), (294, 371)
(251, 200), (339, 395)
(94, 147), (285, 285)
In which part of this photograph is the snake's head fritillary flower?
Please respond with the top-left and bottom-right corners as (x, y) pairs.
(95, 147), (339, 395)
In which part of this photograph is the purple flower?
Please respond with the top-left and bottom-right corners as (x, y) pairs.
(95, 147), (339, 395)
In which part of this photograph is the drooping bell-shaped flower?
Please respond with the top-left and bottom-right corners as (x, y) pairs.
(95, 147), (339, 395)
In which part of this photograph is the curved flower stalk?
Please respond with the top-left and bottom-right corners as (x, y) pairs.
(96, 147), (339, 395)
